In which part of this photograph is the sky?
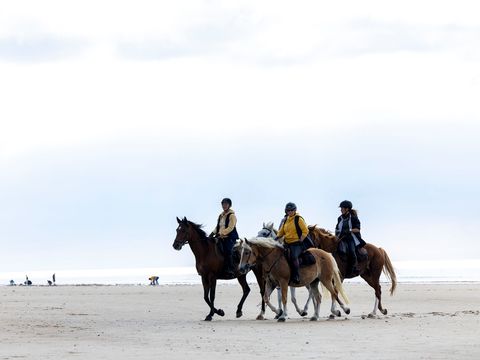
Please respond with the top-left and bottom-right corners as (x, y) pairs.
(1, 1), (479, 272)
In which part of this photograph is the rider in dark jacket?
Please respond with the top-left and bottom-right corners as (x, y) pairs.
(335, 200), (366, 274)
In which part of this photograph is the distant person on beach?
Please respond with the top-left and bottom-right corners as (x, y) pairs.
(9, 280), (16, 286)
(24, 275), (32, 286)
(149, 276), (159, 285)
(52, 273), (56, 285)
(210, 197), (239, 277)
(335, 200), (367, 275)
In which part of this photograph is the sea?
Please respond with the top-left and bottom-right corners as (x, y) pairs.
(1, 259), (480, 286)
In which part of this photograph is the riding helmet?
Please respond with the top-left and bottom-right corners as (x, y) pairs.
(285, 202), (297, 212)
(221, 198), (232, 206)
(339, 200), (353, 209)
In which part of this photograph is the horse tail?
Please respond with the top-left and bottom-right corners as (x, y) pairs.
(329, 254), (349, 304)
(380, 248), (397, 296)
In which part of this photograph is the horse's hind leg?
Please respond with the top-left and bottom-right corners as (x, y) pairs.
(323, 278), (350, 317)
(236, 274), (251, 318)
(361, 272), (387, 317)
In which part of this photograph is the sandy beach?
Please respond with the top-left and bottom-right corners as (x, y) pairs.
(0, 282), (479, 359)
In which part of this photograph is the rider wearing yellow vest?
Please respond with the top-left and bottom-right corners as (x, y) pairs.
(276, 202), (308, 284)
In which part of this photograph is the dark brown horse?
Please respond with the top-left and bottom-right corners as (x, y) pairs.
(173, 217), (266, 321)
(308, 226), (397, 317)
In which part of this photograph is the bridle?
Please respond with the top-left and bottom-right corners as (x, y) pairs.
(259, 227), (277, 239)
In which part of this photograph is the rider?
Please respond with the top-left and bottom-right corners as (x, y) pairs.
(211, 198), (239, 277)
(275, 202), (308, 284)
(335, 200), (366, 274)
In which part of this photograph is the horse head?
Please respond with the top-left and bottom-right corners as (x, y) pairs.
(308, 225), (338, 252)
(173, 216), (190, 250)
(238, 238), (258, 273)
(257, 221), (277, 238)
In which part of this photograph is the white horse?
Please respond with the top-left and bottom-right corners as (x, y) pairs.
(256, 222), (312, 318)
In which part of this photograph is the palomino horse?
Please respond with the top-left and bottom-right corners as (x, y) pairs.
(308, 226), (397, 317)
(257, 222), (310, 318)
(173, 217), (266, 321)
(238, 237), (350, 322)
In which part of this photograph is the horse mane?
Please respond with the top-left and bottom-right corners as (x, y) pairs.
(186, 220), (208, 240)
(309, 225), (336, 239)
(246, 237), (284, 249)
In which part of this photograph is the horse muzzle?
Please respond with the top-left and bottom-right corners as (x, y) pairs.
(172, 243), (183, 250)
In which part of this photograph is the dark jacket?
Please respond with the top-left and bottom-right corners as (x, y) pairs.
(335, 214), (366, 248)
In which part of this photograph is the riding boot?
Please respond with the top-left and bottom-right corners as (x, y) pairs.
(291, 259), (300, 284)
(224, 255), (235, 278)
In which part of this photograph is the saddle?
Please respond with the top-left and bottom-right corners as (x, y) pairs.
(284, 248), (316, 268)
(299, 251), (316, 267)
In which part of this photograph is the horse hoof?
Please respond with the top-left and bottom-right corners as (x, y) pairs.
(328, 314), (335, 320)
(236, 310), (243, 318)
(277, 317), (286, 322)
(274, 309), (283, 320)
(344, 308), (350, 315)
(256, 314), (265, 320)
(310, 317), (318, 321)
(382, 309), (388, 315)
(217, 309), (225, 317)
(300, 311), (308, 317)
(205, 315), (213, 321)
(334, 310), (341, 317)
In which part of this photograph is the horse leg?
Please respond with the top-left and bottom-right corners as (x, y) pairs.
(277, 282), (289, 322)
(263, 280), (281, 317)
(235, 274), (251, 318)
(301, 285), (312, 317)
(202, 276), (215, 321)
(309, 280), (321, 321)
(290, 286), (306, 316)
(361, 272), (387, 317)
(208, 277), (225, 318)
(323, 278), (350, 317)
(276, 286), (282, 314)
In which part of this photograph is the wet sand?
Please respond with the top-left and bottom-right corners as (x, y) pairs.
(0, 282), (479, 359)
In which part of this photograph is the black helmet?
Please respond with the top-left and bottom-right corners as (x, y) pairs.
(221, 198), (232, 206)
(285, 202), (297, 212)
(339, 200), (353, 209)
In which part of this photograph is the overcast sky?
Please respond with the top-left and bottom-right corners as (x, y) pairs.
(1, 1), (479, 272)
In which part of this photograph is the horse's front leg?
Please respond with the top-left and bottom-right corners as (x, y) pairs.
(202, 275), (222, 321)
(277, 282), (289, 322)
(263, 280), (281, 317)
(301, 285), (312, 317)
(201, 276), (214, 321)
(289, 287), (307, 317)
(235, 274), (251, 318)
(208, 278), (225, 318)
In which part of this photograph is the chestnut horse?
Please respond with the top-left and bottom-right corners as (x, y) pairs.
(173, 217), (266, 321)
(238, 237), (350, 322)
(308, 226), (397, 317)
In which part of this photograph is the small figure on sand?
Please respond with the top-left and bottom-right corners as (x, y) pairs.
(52, 273), (56, 286)
(9, 280), (16, 286)
(24, 275), (32, 286)
(149, 276), (159, 285)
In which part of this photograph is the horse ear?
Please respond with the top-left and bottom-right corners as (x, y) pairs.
(263, 222), (266, 228)
(176, 217), (181, 224)
(183, 216), (187, 223)
(245, 238), (250, 245)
